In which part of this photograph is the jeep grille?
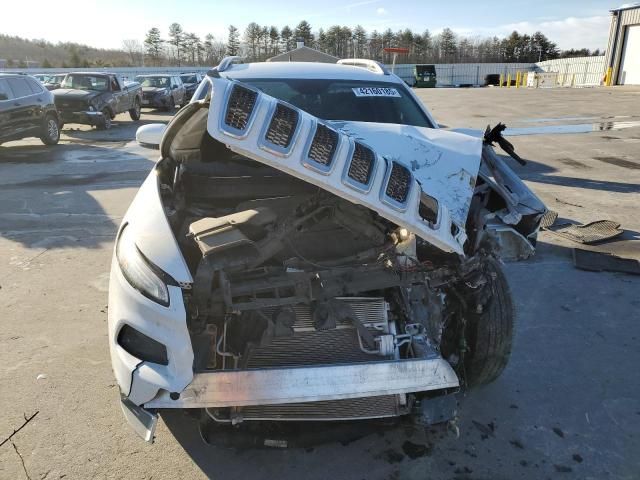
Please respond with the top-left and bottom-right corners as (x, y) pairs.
(225, 85), (257, 131)
(265, 103), (298, 148)
(385, 162), (411, 204)
(308, 124), (339, 166)
(347, 143), (375, 185)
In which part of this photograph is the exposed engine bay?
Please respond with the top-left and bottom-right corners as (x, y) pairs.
(149, 81), (546, 430)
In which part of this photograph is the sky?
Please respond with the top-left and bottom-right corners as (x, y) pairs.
(0, 0), (629, 51)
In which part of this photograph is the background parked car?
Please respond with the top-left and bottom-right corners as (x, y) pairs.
(53, 72), (142, 130)
(32, 74), (66, 91)
(179, 72), (203, 102)
(0, 73), (60, 145)
(135, 74), (186, 112)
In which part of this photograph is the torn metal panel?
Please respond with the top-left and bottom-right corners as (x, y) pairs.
(145, 358), (459, 409)
(206, 77), (483, 255)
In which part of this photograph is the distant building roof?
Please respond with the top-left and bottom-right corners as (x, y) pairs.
(611, 2), (640, 12)
(267, 44), (339, 64)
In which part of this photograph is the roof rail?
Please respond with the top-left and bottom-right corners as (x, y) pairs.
(208, 56), (243, 77)
(337, 59), (390, 75)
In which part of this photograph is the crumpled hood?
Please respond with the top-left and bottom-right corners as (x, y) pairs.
(204, 77), (482, 254)
(52, 89), (100, 101)
(327, 121), (481, 226)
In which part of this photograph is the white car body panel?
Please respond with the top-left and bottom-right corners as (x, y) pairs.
(205, 76), (481, 254)
(327, 121), (481, 226)
(125, 172), (192, 285)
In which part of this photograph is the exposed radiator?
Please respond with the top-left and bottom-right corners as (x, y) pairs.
(239, 395), (407, 421)
(244, 297), (391, 368)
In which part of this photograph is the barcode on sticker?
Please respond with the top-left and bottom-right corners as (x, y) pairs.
(352, 87), (401, 97)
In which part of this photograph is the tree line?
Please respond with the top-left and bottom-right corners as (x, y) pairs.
(0, 22), (603, 69)
(142, 21), (602, 67)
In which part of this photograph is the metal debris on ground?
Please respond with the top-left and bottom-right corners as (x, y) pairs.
(540, 212), (624, 244)
(573, 249), (640, 275)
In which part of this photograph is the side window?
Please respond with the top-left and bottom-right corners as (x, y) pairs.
(7, 78), (34, 98)
(26, 78), (44, 94)
(111, 77), (120, 91)
(0, 79), (14, 101)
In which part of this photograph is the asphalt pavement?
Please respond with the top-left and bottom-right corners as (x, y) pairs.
(1, 88), (639, 480)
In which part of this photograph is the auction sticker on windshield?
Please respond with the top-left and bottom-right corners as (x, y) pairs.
(352, 87), (401, 97)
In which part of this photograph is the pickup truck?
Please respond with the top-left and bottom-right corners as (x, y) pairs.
(52, 72), (142, 129)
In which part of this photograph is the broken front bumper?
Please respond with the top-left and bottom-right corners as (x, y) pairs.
(58, 110), (104, 126)
(123, 357), (459, 441)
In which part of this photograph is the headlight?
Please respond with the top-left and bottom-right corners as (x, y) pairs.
(88, 106), (95, 112)
(156, 89), (169, 95)
(116, 225), (170, 306)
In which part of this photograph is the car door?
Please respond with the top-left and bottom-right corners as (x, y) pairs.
(0, 78), (18, 141)
(6, 77), (38, 136)
(26, 77), (48, 123)
(110, 76), (125, 113)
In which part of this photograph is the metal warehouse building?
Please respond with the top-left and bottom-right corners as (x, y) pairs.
(605, 3), (640, 85)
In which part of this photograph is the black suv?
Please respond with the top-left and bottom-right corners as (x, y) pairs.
(0, 73), (60, 146)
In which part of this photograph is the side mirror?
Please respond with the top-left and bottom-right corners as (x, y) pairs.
(136, 123), (165, 150)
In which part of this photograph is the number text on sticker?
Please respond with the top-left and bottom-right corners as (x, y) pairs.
(352, 87), (401, 98)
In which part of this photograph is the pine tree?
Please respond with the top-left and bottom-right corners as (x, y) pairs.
(227, 25), (240, 56)
(144, 28), (164, 66)
(168, 23), (185, 66)
(294, 20), (314, 46)
(280, 26), (293, 51)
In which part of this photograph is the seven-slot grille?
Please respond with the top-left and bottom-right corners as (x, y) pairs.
(224, 85), (258, 131)
(308, 124), (339, 167)
(347, 143), (375, 185)
(385, 162), (411, 204)
(265, 103), (298, 148)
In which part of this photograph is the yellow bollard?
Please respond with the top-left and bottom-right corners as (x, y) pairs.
(507, 73), (511, 88)
(605, 67), (613, 86)
(524, 72), (529, 86)
(499, 74), (504, 87)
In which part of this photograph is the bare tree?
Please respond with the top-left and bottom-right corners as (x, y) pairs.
(122, 39), (143, 66)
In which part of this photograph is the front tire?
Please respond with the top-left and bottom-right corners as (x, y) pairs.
(40, 114), (60, 145)
(129, 99), (141, 121)
(462, 258), (514, 388)
(98, 108), (112, 130)
(163, 97), (175, 113)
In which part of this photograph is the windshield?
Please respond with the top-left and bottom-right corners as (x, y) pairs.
(136, 76), (170, 88)
(241, 78), (433, 128)
(62, 74), (109, 91)
(180, 75), (198, 84)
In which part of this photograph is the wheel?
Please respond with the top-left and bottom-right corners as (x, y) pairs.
(40, 114), (60, 145)
(98, 108), (112, 130)
(129, 98), (141, 121)
(164, 97), (175, 113)
(462, 258), (514, 388)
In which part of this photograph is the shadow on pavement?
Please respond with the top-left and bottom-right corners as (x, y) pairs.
(0, 143), (153, 250)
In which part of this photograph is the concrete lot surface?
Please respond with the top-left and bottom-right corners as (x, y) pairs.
(1, 88), (639, 480)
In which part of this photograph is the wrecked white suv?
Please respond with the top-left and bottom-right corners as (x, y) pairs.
(108, 58), (546, 443)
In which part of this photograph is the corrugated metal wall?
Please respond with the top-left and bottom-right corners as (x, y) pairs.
(604, 6), (640, 84)
(391, 63), (535, 86)
(536, 57), (606, 86)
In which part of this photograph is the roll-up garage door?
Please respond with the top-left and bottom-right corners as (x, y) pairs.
(619, 25), (640, 85)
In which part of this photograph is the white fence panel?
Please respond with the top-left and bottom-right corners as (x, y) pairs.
(535, 56), (606, 86)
